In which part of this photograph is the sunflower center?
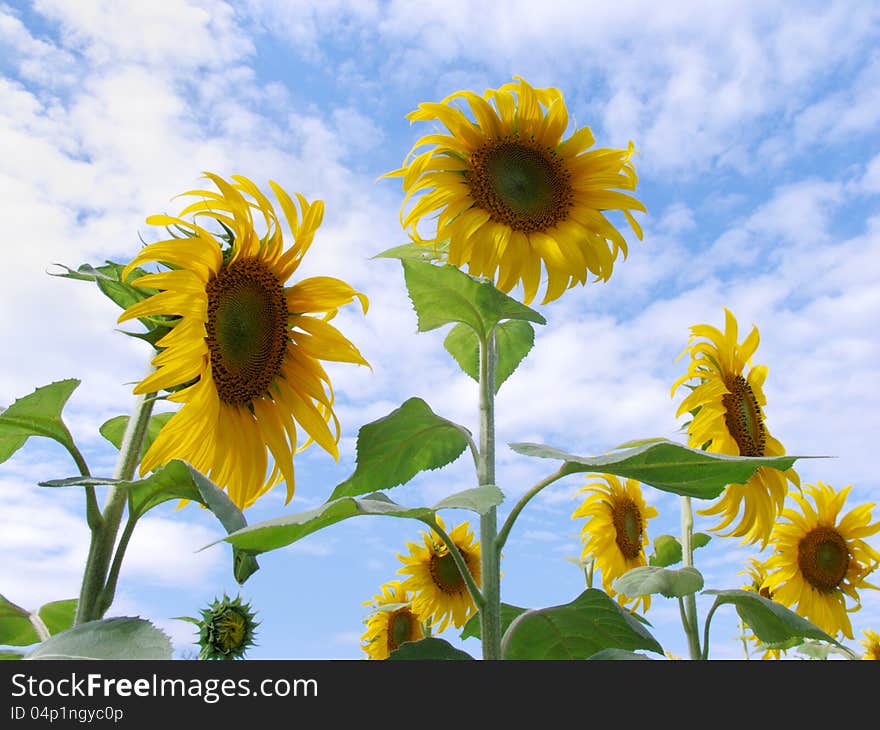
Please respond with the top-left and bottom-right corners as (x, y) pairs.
(466, 134), (573, 233)
(387, 608), (416, 652)
(214, 609), (247, 654)
(798, 526), (850, 593)
(722, 374), (766, 457)
(611, 498), (644, 560)
(205, 257), (288, 406)
(428, 551), (465, 594)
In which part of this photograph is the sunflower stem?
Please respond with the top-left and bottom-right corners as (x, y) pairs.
(680, 496), (703, 659)
(74, 386), (155, 625)
(425, 517), (484, 611)
(496, 467), (568, 554)
(478, 330), (502, 660)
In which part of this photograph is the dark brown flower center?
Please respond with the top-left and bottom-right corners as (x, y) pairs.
(428, 551), (465, 594)
(722, 374), (766, 456)
(387, 608), (417, 652)
(611, 497), (644, 560)
(465, 134), (573, 233)
(798, 526), (850, 593)
(206, 257), (288, 406)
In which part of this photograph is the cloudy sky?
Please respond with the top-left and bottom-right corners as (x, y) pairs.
(1, 0), (878, 661)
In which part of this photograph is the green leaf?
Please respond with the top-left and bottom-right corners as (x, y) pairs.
(24, 617), (173, 660)
(444, 320), (535, 393)
(372, 241), (447, 262)
(0, 652), (24, 660)
(460, 603), (527, 641)
(37, 599), (78, 636)
(587, 649), (653, 660)
(500, 589), (663, 660)
(39, 461), (259, 585)
(387, 637), (474, 660)
(704, 589), (841, 648)
(648, 533), (711, 567)
(612, 566), (704, 599)
(329, 398), (472, 500)
(209, 485), (504, 555)
(509, 439), (809, 500)
(648, 535), (682, 567)
(0, 595), (38, 647)
(796, 640), (852, 660)
(99, 412), (175, 453)
(0, 380), (81, 466)
(402, 260), (545, 339)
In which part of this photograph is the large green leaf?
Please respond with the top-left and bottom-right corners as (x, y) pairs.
(37, 599), (78, 636)
(0, 595), (38, 646)
(613, 566), (704, 599)
(509, 439), (805, 500)
(703, 589), (841, 649)
(402, 260), (545, 339)
(39, 461), (259, 584)
(444, 320), (535, 393)
(0, 380), (81, 466)
(99, 412), (175, 454)
(460, 603), (527, 641)
(500, 589), (663, 660)
(388, 637), (474, 660)
(329, 398), (472, 500)
(587, 649), (653, 660)
(208, 486), (504, 555)
(24, 617), (173, 660)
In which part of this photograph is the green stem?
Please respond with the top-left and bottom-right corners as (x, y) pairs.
(74, 386), (155, 625)
(701, 599), (720, 660)
(95, 514), (138, 619)
(496, 467), (567, 554)
(478, 330), (501, 660)
(680, 496), (702, 660)
(738, 618), (751, 660)
(426, 517), (485, 611)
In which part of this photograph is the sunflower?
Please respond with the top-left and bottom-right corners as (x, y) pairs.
(860, 629), (880, 660)
(762, 481), (880, 640)
(572, 474), (658, 612)
(360, 580), (425, 660)
(397, 518), (481, 632)
(118, 173), (369, 509)
(671, 307), (799, 547)
(384, 76), (645, 305)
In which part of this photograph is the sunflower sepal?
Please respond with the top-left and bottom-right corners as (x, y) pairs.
(613, 566), (704, 599)
(195, 594), (259, 661)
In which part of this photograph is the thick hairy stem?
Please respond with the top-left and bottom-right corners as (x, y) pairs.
(74, 388), (155, 625)
(478, 331), (501, 660)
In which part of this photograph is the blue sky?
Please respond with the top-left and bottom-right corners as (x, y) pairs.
(1, 0), (878, 661)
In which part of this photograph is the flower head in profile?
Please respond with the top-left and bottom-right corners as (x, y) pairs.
(860, 629), (880, 660)
(360, 580), (425, 660)
(572, 474), (658, 612)
(384, 76), (645, 305)
(671, 308), (799, 547)
(397, 518), (481, 633)
(197, 594), (258, 660)
(118, 173), (369, 509)
(763, 481), (880, 639)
